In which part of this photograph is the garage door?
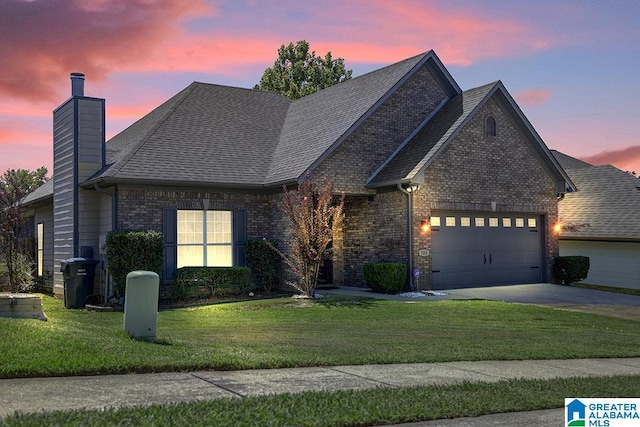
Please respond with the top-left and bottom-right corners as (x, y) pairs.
(431, 211), (544, 289)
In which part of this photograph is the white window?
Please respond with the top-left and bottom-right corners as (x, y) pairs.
(475, 217), (485, 227)
(502, 218), (512, 228)
(431, 217), (441, 227)
(461, 217), (471, 227)
(489, 217), (499, 227)
(37, 223), (44, 277)
(528, 218), (537, 228)
(516, 218), (524, 228)
(177, 210), (232, 268)
(446, 216), (456, 227)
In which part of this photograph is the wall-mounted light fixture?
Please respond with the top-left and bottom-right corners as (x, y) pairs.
(405, 183), (420, 192)
(553, 222), (562, 234)
(420, 219), (430, 234)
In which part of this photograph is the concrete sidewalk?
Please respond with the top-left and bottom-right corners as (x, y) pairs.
(1, 358), (639, 423)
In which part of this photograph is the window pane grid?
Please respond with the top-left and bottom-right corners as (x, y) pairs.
(177, 210), (233, 267)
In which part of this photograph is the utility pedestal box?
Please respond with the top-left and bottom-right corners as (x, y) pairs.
(123, 271), (159, 340)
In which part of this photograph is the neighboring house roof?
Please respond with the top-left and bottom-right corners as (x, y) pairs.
(368, 81), (574, 194)
(554, 152), (640, 241)
(550, 150), (593, 170)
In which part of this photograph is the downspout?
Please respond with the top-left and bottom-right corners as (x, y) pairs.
(94, 182), (115, 303)
(397, 183), (414, 290)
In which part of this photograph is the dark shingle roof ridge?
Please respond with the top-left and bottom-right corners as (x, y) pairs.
(265, 51), (433, 185)
(105, 83), (199, 178)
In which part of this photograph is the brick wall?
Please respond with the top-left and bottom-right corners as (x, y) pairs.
(336, 191), (408, 286)
(412, 96), (559, 286)
(314, 65), (448, 195)
(116, 186), (279, 239)
(313, 63), (449, 285)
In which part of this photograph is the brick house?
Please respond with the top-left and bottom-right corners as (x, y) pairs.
(22, 50), (574, 299)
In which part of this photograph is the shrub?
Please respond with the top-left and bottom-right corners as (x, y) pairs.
(555, 256), (590, 285)
(0, 252), (34, 293)
(103, 230), (163, 297)
(363, 262), (407, 294)
(173, 267), (253, 298)
(245, 239), (281, 292)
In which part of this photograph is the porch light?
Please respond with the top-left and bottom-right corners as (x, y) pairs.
(553, 222), (562, 234)
(405, 183), (420, 192)
(420, 219), (430, 234)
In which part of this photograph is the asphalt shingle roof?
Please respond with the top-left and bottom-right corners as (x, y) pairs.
(89, 51), (433, 188)
(101, 83), (291, 186)
(557, 158), (640, 241)
(550, 150), (593, 170)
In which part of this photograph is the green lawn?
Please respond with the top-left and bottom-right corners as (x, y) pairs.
(3, 375), (640, 426)
(1, 294), (639, 378)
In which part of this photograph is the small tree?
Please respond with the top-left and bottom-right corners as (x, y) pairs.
(266, 174), (344, 298)
(254, 40), (352, 100)
(0, 167), (48, 291)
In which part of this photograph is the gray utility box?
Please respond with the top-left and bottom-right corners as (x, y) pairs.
(60, 257), (99, 309)
(123, 271), (159, 340)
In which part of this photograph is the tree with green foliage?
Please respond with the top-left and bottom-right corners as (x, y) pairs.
(265, 174), (344, 298)
(0, 167), (48, 291)
(254, 40), (352, 100)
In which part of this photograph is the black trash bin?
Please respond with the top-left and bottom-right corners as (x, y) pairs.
(60, 257), (99, 309)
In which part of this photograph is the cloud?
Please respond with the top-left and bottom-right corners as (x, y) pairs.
(580, 146), (640, 172)
(513, 89), (553, 107)
(0, 0), (212, 102)
(297, 0), (554, 66)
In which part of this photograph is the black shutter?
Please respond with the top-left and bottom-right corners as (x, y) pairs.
(163, 208), (177, 283)
(233, 210), (247, 267)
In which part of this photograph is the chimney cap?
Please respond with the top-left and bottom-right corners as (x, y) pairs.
(70, 72), (85, 97)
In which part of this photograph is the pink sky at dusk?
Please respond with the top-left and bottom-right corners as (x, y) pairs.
(1, 0), (639, 176)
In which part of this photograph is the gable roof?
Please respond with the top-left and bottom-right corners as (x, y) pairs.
(556, 154), (640, 241)
(367, 81), (575, 194)
(83, 50), (460, 189)
(95, 83), (292, 187)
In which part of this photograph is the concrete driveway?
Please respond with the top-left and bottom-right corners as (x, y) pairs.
(443, 283), (640, 306)
(323, 284), (640, 320)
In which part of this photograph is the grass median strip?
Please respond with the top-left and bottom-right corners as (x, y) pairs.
(3, 375), (640, 426)
(1, 294), (638, 378)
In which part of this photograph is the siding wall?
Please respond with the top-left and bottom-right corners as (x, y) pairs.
(34, 204), (54, 291)
(52, 100), (76, 295)
(560, 240), (640, 290)
(52, 96), (105, 296)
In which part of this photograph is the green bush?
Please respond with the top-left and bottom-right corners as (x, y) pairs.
(0, 252), (34, 293)
(363, 262), (407, 294)
(245, 239), (281, 292)
(103, 230), (163, 296)
(173, 267), (253, 298)
(555, 256), (590, 285)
